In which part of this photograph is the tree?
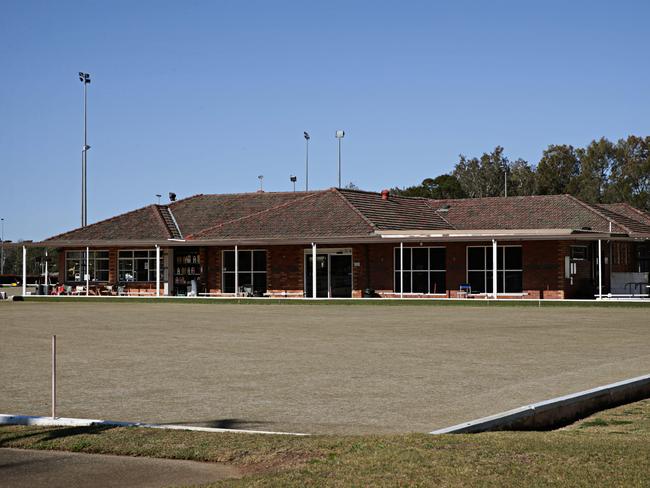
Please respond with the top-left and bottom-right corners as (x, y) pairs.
(535, 144), (580, 195)
(508, 158), (536, 196)
(607, 135), (650, 211)
(574, 138), (615, 203)
(453, 146), (508, 198)
(393, 174), (466, 199)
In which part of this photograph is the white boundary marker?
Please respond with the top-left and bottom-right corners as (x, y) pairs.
(0, 414), (308, 436)
(430, 373), (650, 434)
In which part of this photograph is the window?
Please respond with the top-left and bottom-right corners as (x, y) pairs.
(118, 250), (166, 282)
(467, 246), (522, 294)
(222, 250), (267, 294)
(394, 247), (446, 294)
(65, 250), (109, 282)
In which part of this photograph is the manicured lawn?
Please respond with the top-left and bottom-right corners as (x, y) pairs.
(2, 399), (650, 486)
(2, 301), (650, 433)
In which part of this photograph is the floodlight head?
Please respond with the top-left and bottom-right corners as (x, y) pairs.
(335, 130), (345, 138)
(258, 175), (263, 180)
(304, 131), (310, 140)
(290, 175), (297, 183)
(169, 192), (177, 202)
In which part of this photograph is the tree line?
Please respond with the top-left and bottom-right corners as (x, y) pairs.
(392, 135), (650, 211)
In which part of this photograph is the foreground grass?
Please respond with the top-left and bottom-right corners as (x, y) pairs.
(2, 400), (650, 486)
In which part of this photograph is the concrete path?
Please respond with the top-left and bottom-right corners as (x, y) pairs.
(0, 448), (241, 488)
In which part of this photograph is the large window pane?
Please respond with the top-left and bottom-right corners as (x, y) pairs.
(223, 273), (235, 293)
(223, 251), (235, 272)
(467, 247), (484, 270)
(253, 250), (266, 271)
(430, 248), (445, 270)
(430, 271), (446, 293)
(253, 273), (267, 294)
(505, 271), (523, 292)
(412, 272), (428, 293)
(238, 250), (252, 272)
(412, 248), (428, 270)
(505, 247), (522, 269)
(467, 271), (485, 294)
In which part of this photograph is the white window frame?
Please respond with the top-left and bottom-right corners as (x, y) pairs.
(222, 249), (267, 294)
(118, 249), (166, 283)
(466, 245), (523, 294)
(65, 250), (109, 283)
(393, 246), (446, 295)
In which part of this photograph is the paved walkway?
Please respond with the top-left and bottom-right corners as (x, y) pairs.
(0, 448), (241, 488)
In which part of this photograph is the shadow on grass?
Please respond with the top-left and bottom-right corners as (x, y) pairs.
(0, 424), (115, 447)
(158, 418), (272, 430)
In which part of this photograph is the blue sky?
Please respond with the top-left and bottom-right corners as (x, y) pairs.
(2, 0), (649, 241)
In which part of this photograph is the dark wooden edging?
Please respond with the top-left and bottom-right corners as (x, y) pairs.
(430, 373), (650, 434)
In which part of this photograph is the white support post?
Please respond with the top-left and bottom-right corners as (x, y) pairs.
(234, 245), (238, 297)
(85, 247), (90, 296)
(22, 245), (27, 296)
(312, 242), (317, 298)
(492, 239), (498, 299)
(44, 249), (48, 290)
(400, 242), (404, 299)
(51, 335), (56, 419)
(155, 245), (160, 297)
(598, 239), (602, 300)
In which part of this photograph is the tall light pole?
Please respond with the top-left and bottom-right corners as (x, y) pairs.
(290, 175), (297, 192)
(0, 218), (4, 275)
(335, 130), (345, 188)
(503, 162), (509, 198)
(79, 72), (91, 227)
(303, 132), (310, 191)
(258, 175), (264, 192)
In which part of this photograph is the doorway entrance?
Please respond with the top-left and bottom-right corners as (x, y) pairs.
(305, 249), (353, 298)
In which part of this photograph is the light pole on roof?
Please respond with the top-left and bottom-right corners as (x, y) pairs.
(304, 132), (310, 191)
(78, 72), (91, 227)
(258, 175), (264, 192)
(335, 130), (345, 188)
(290, 175), (297, 192)
(0, 218), (4, 275)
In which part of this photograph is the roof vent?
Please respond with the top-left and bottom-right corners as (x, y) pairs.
(381, 189), (390, 200)
(437, 204), (451, 212)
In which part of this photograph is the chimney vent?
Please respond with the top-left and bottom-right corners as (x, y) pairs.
(381, 189), (390, 200)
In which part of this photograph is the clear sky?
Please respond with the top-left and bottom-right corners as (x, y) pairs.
(2, 0), (649, 241)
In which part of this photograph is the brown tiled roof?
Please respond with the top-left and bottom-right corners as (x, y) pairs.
(337, 189), (453, 230)
(45, 205), (176, 242)
(428, 194), (628, 233)
(188, 190), (375, 240)
(42, 189), (650, 244)
(169, 192), (317, 236)
(594, 203), (650, 237)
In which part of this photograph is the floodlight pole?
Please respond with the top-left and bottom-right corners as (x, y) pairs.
(79, 72), (91, 227)
(304, 132), (310, 191)
(335, 130), (345, 188)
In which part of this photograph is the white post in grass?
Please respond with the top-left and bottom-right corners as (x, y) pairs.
(155, 245), (160, 297)
(400, 242), (404, 299)
(492, 239), (498, 299)
(312, 242), (317, 298)
(598, 239), (602, 300)
(22, 245), (27, 296)
(234, 245), (238, 297)
(51, 335), (56, 419)
(85, 247), (90, 296)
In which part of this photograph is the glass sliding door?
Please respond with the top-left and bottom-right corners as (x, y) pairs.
(304, 249), (353, 298)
